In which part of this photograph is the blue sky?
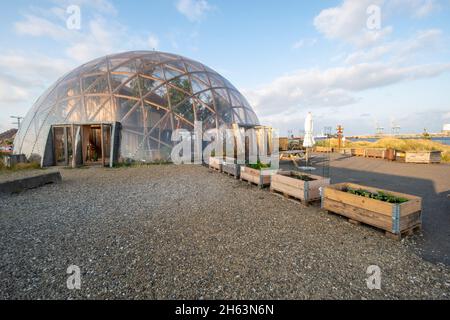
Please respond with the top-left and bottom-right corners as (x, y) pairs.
(1, 0), (450, 135)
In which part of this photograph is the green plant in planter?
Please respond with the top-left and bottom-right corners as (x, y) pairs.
(248, 160), (271, 170)
(345, 187), (408, 204)
(291, 172), (315, 181)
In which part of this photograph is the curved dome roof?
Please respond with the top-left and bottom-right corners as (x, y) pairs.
(14, 50), (259, 161)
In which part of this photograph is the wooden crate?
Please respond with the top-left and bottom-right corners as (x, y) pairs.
(353, 148), (366, 157)
(222, 157), (241, 178)
(240, 166), (277, 188)
(315, 146), (334, 153)
(395, 151), (406, 162)
(279, 137), (289, 151)
(405, 151), (441, 164)
(322, 183), (422, 240)
(339, 148), (354, 155)
(365, 148), (386, 159)
(208, 157), (223, 172)
(385, 148), (396, 161)
(270, 171), (330, 205)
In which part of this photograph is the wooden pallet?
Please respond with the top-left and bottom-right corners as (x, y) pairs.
(269, 188), (320, 206)
(326, 211), (422, 240)
(209, 166), (222, 173)
(240, 177), (265, 188)
(224, 171), (239, 179)
(385, 224), (422, 240)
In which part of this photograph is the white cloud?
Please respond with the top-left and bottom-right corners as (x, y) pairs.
(313, 0), (391, 47)
(388, 0), (439, 18)
(344, 29), (443, 64)
(1, 0), (161, 131)
(292, 38), (317, 50)
(414, 0), (437, 17)
(14, 3), (161, 63)
(314, 0), (440, 48)
(0, 76), (30, 104)
(0, 54), (70, 78)
(65, 17), (121, 62)
(147, 34), (160, 50)
(0, 53), (74, 132)
(176, 0), (212, 22)
(244, 62), (450, 118)
(15, 14), (69, 39)
(51, 0), (118, 16)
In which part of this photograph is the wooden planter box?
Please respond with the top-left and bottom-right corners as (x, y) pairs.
(208, 157), (223, 172)
(405, 151), (441, 164)
(240, 166), (277, 188)
(279, 138), (289, 151)
(385, 148), (396, 161)
(322, 183), (422, 240)
(315, 146), (334, 153)
(222, 157), (241, 178)
(270, 171), (330, 205)
(365, 148), (386, 159)
(353, 148), (366, 157)
(395, 151), (406, 162)
(339, 148), (354, 155)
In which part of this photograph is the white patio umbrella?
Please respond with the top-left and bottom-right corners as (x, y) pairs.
(303, 112), (315, 165)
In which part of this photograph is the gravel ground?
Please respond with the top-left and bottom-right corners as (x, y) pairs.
(0, 165), (449, 300)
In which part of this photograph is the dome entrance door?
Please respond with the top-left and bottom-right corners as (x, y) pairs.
(81, 124), (111, 166)
(50, 123), (117, 168)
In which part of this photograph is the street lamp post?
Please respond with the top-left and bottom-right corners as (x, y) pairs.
(11, 116), (23, 129)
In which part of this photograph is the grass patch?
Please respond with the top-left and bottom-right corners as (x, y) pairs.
(112, 160), (173, 168)
(0, 161), (41, 173)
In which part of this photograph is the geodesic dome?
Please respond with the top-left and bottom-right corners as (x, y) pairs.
(14, 51), (259, 162)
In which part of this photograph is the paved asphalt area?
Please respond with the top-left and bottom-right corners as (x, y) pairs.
(284, 153), (450, 266)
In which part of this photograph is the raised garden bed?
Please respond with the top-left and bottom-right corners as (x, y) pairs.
(353, 148), (366, 157)
(315, 146), (334, 153)
(339, 148), (354, 155)
(395, 151), (406, 162)
(208, 156), (223, 172)
(270, 171), (330, 205)
(365, 148), (386, 159)
(322, 183), (422, 240)
(385, 148), (396, 161)
(222, 157), (241, 179)
(405, 151), (441, 164)
(240, 164), (277, 188)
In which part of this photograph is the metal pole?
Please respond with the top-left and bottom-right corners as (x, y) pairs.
(101, 123), (105, 167)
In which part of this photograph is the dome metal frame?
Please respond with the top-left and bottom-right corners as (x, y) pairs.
(14, 51), (260, 163)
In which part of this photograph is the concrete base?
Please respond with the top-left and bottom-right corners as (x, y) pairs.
(0, 172), (62, 194)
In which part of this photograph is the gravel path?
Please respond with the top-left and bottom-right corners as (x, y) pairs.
(0, 165), (449, 299)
